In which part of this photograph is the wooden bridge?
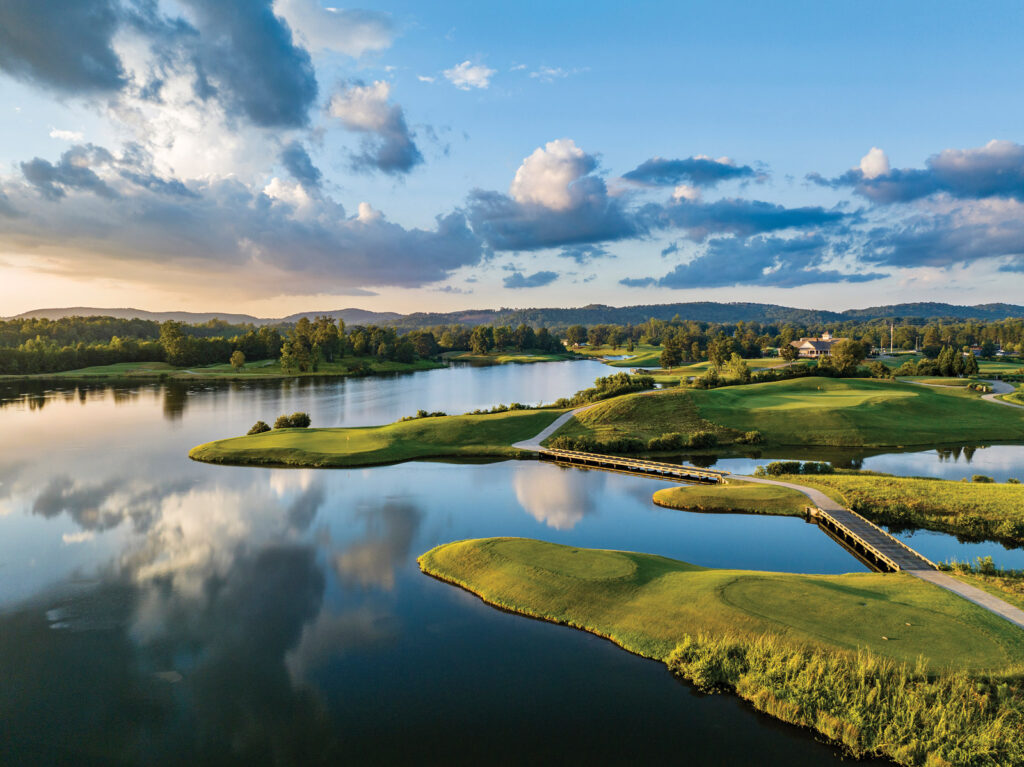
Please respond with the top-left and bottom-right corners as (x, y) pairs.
(807, 506), (937, 573)
(538, 448), (728, 483)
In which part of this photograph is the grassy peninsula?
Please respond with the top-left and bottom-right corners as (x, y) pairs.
(780, 472), (1024, 547)
(444, 350), (579, 365)
(551, 377), (1024, 449)
(189, 408), (565, 468)
(3, 356), (445, 381)
(652, 480), (809, 516)
(420, 537), (1024, 766)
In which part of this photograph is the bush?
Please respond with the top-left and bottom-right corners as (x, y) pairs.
(647, 432), (685, 451)
(737, 430), (763, 445)
(401, 409), (448, 421)
(756, 460), (833, 476)
(274, 412), (311, 429)
(972, 474), (995, 483)
(247, 420), (271, 435)
(1009, 478), (1021, 484)
(687, 431), (718, 448)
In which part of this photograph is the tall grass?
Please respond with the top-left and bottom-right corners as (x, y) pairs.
(668, 633), (1024, 766)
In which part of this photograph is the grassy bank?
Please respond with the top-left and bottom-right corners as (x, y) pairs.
(420, 538), (1024, 765)
(552, 377), (1024, 450)
(444, 350), (578, 365)
(189, 409), (565, 468)
(781, 472), (1024, 546)
(652, 479), (809, 516)
(0, 356), (445, 381)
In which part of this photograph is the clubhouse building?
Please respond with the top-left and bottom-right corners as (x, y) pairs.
(788, 331), (847, 359)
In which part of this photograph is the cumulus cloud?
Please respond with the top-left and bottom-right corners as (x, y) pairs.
(0, 142), (482, 296)
(811, 140), (1024, 204)
(503, 270), (559, 289)
(328, 80), (423, 174)
(623, 155), (759, 187)
(0, 0), (126, 93)
(443, 60), (495, 90)
(621, 234), (884, 289)
(468, 139), (641, 250)
(273, 0), (393, 56)
(0, 0), (320, 130)
(279, 141), (322, 189)
(859, 147), (890, 179)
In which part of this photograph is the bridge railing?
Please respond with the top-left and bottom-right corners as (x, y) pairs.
(538, 448), (728, 481)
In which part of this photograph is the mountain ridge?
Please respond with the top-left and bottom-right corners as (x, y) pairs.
(8, 301), (1024, 327)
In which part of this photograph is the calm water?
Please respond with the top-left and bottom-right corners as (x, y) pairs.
(1, 361), (1019, 764)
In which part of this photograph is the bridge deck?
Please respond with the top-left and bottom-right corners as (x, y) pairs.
(538, 448), (727, 483)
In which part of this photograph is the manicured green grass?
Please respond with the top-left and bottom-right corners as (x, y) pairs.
(692, 377), (1024, 447)
(445, 350), (577, 365)
(550, 388), (742, 444)
(653, 479), (809, 516)
(785, 472), (1024, 546)
(574, 343), (662, 367)
(910, 377), (971, 387)
(189, 409), (565, 467)
(551, 376), (1024, 449)
(421, 538), (1024, 766)
(5, 356), (445, 381)
(420, 538), (1024, 669)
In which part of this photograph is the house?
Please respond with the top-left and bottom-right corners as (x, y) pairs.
(787, 331), (848, 359)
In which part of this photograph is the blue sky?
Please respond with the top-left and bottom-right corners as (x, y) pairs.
(1, 0), (1023, 316)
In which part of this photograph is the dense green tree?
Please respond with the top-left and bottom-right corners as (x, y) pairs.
(230, 350), (246, 371)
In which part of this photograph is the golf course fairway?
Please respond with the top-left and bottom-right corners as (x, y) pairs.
(420, 537), (1024, 766)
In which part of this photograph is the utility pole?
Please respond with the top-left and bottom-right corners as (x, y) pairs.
(890, 323), (894, 355)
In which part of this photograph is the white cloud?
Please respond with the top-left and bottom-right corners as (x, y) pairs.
(356, 201), (382, 222)
(416, 75), (435, 83)
(672, 184), (701, 201)
(443, 60), (495, 90)
(273, 0), (393, 56)
(49, 128), (84, 142)
(859, 147), (890, 179)
(62, 530), (95, 544)
(508, 138), (596, 211)
(328, 80), (393, 131)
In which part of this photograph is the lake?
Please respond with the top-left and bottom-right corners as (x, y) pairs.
(1, 361), (1020, 765)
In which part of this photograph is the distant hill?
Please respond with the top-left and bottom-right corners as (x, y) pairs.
(8, 301), (1024, 328)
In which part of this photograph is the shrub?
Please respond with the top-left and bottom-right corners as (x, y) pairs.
(401, 409), (448, 421)
(647, 432), (685, 451)
(687, 430), (719, 448)
(972, 474), (995, 483)
(274, 412), (311, 429)
(1009, 478), (1021, 484)
(247, 420), (271, 435)
(758, 460), (833, 476)
(737, 430), (763, 445)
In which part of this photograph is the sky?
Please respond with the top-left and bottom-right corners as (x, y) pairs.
(1, 0), (1023, 317)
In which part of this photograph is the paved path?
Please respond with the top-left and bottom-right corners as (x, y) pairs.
(981, 379), (1024, 409)
(513, 402), (600, 450)
(740, 475), (1024, 629)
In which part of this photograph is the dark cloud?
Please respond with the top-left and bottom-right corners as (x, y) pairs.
(810, 140), (1024, 204)
(621, 234), (884, 289)
(280, 141), (322, 189)
(641, 197), (848, 241)
(660, 241), (679, 257)
(0, 143), (484, 294)
(862, 212), (1024, 269)
(329, 81), (423, 174)
(623, 156), (759, 187)
(503, 270), (559, 289)
(21, 145), (119, 200)
(467, 179), (642, 251)
(179, 0), (318, 128)
(557, 244), (613, 263)
(0, 0), (126, 93)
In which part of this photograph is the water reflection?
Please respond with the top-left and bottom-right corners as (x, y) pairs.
(513, 463), (597, 530)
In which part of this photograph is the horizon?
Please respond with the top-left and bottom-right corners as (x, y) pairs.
(1, 1), (1023, 315)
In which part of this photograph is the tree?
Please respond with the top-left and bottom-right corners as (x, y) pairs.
(660, 337), (682, 368)
(469, 326), (493, 355)
(869, 361), (891, 379)
(247, 420), (271, 435)
(230, 350), (246, 371)
(725, 353), (751, 383)
(964, 352), (979, 376)
(780, 343), (799, 361)
(980, 340), (998, 358)
(829, 339), (867, 375)
(952, 349), (966, 376)
(565, 325), (587, 347)
(708, 337), (733, 369)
